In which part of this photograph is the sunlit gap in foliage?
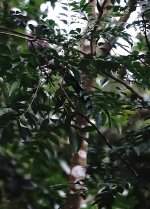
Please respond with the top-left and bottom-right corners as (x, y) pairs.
(112, 0), (141, 56)
(40, 1), (87, 39)
(39, 0), (141, 56)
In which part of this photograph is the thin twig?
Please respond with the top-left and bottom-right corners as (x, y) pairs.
(22, 80), (43, 116)
(59, 83), (112, 148)
(104, 70), (144, 101)
(0, 26), (34, 41)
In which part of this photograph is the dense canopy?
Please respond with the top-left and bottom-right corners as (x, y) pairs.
(0, 0), (150, 209)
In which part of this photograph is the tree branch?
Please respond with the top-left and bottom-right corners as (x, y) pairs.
(59, 83), (139, 178)
(59, 83), (112, 148)
(0, 26), (34, 41)
(104, 70), (144, 101)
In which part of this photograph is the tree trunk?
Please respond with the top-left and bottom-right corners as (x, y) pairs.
(64, 0), (137, 208)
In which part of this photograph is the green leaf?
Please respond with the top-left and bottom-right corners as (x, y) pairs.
(59, 13), (68, 17)
(62, 6), (68, 11)
(116, 0), (120, 4)
(60, 19), (68, 24)
(0, 111), (18, 129)
(28, 24), (35, 31)
(80, 0), (86, 8)
(96, 112), (102, 128)
(18, 121), (32, 141)
(9, 80), (20, 97)
(25, 111), (39, 129)
(111, 117), (122, 134)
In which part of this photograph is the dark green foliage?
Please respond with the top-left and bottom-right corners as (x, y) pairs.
(0, 0), (150, 209)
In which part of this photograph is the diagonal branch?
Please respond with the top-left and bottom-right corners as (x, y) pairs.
(104, 70), (144, 101)
(0, 26), (34, 41)
(58, 84), (112, 146)
(59, 83), (139, 178)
